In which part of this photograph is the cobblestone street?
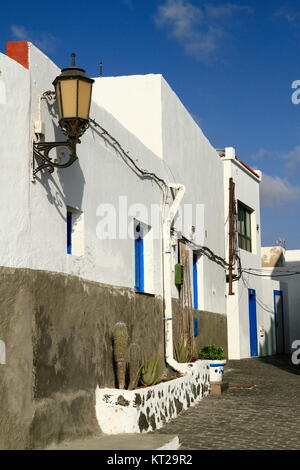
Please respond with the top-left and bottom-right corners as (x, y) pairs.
(157, 357), (300, 450)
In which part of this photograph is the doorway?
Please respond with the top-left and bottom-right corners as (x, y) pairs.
(248, 289), (258, 357)
(274, 290), (285, 353)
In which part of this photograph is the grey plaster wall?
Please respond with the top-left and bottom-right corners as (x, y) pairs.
(193, 311), (228, 356)
(0, 266), (164, 449)
(172, 300), (228, 357)
(0, 267), (227, 449)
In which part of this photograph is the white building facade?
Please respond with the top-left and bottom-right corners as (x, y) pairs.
(0, 41), (227, 448)
(221, 148), (281, 359)
(0, 40), (292, 448)
(261, 246), (300, 355)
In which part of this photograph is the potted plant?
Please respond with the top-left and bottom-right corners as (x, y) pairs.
(198, 345), (226, 383)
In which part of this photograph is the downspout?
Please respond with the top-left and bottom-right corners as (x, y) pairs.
(163, 183), (189, 374)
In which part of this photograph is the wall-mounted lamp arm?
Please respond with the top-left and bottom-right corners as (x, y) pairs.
(32, 139), (77, 177)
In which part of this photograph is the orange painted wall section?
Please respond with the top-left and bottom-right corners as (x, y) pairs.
(6, 41), (29, 69)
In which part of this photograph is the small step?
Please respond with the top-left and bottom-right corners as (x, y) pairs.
(46, 433), (180, 451)
(209, 381), (229, 396)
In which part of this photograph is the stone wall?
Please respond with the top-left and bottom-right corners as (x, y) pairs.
(95, 361), (210, 434)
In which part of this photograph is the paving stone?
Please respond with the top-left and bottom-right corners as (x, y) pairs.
(156, 356), (300, 450)
(46, 434), (179, 450)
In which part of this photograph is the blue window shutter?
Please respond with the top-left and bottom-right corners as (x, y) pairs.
(67, 211), (72, 254)
(193, 318), (199, 337)
(135, 237), (144, 292)
(193, 253), (198, 309)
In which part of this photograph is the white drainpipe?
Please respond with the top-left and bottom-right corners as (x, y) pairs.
(163, 183), (189, 374)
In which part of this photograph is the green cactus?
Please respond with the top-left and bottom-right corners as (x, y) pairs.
(174, 341), (190, 363)
(113, 322), (128, 389)
(128, 343), (141, 390)
(140, 355), (161, 386)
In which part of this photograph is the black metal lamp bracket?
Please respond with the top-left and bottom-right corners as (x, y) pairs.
(32, 139), (77, 179)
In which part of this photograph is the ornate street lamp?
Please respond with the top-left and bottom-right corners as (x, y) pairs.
(33, 53), (94, 177)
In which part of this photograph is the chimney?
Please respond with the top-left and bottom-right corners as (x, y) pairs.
(6, 41), (30, 69)
(225, 147), (236, 159)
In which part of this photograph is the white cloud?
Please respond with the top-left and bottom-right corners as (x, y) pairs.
(273, 7), (300, 24)
(281, 145), (300, 170)
(248, 147), (278, 160)
(10, 25), (58, 53)
(260, 174), (300, 207)
(154, 0), (253, 60)
(121, 0), (133, 8)
(249, 144), (300, 171)
(11, 25), (29, 40)
(155, 0), (203, 40)
(205, 3), (253, 19)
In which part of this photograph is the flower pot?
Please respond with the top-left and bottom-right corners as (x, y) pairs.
(209, 359), (226, 383)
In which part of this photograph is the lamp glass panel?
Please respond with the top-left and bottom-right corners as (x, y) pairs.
(60, 79), (78, 118)
(55, 82), (63, 121)
(78, 80), (92, 120)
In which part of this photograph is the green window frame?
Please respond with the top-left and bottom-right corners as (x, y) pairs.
(238, 202), (252, 252)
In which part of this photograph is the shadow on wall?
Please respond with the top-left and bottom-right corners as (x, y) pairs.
(270, 278), (290, 355)
(257, 285), (286, 358)
(34, 99), (85, 221)
(272, 262), (300, 355)
(259, 319), (276, 357)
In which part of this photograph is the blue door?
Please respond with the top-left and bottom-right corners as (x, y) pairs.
(193, 253), (198, 309)
(67, 211), (72, 254)
(135, 236), (144, 292)
(248, 289), (258, 357)
(274, 290), (284, 353)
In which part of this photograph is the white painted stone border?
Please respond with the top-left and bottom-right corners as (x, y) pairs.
(95, 360), (210, 434)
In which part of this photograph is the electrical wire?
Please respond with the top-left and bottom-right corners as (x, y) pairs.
(89, 117), (242, 276)
(241, 270), (300, 278)
(179, 234), (237, 273)
(89, 117), (168, 193)
(187, 239), (230, 269)
(241, 272), (275, 314)
(242, 267), (300, 274)
(60, 112), (300, 283)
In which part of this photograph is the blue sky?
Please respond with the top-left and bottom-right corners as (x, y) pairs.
(2, 0), (300, 248)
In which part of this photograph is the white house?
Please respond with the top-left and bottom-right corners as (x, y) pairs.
(220, 148), (281, 359)
(261, 246), (300, 354)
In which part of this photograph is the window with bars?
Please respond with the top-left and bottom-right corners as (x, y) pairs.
(238, 202), (252, 252)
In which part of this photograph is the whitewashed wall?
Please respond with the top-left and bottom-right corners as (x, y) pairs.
(92, 75), (163, 159)
(0, 43), (226, 317)
(282, 251), (300, 350)
(161, 78), (226, 315)
(222, 154), (280, 359)
(93, 74), (226, 315)
(0, 45), (165, 295)
(0, 54), (31, 268)
(262, 250), (300, 353)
